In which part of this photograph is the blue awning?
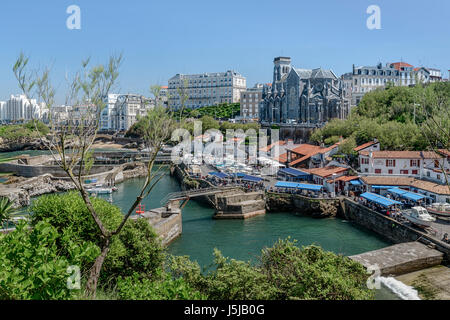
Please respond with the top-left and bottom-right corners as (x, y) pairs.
(350, 180), (362, 185)
(278, 167), (310, 177)
(275, 181), (300, 188)
(297, 183), (323, 191)
(371, 185), (397, 189)
(208, 171), (229, 179)
(387, 188), (425, 202)
(360, 192), (402, 207)
(275, 181), (322, 191)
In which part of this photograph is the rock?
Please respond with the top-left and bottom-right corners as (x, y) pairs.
(0, 174), (77, 208)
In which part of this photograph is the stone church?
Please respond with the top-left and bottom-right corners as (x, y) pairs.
(260, 57), (349, 125)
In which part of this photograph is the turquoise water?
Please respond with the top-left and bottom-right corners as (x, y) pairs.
(92, 176), (391, 266)
(100, 176), (397, 299)
(14, 165), (397, 299)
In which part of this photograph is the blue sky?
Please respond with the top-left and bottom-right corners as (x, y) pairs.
(0, 0), (449, 103)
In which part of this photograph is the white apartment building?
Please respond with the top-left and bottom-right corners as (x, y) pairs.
(240, 83), (264, 120)
(0, 101), (5, 122)
(168, 70), (246, 110)
(358, 150), (445, 178)
(100, 94), (120, 131)
(344, 62), (443, 106)
(1, 94), (45, 123)
(110, 94), (154, 131)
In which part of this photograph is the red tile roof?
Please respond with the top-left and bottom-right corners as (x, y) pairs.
(359, 150), (441, 159)
(302, 166), (348, 178)
(391, 62), (413, 70)
(259, 140), (286, 152)
(354, 141), (378, 152)
(438, 149), (450, 157)
(326, 175), (359, 183)
(359, 176), (450, 195)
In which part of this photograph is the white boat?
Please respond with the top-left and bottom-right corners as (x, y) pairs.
(87, 187), (114, 194)
(402, 206), (436, 227)
(426, 203), (450, 218)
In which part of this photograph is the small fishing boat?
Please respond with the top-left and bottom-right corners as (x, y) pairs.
(87, 187), (114, 194)
(426, 203), (450, 218)
(402, 206), (436, 227)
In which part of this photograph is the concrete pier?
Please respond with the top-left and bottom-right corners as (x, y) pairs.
(349, 242), (444, 276)
(214, 191), (266, 219)
(131, 201), (182, 246)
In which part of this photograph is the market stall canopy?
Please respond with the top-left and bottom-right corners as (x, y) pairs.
(360, 192), (402, 207)
(387, 188), (425, 202)
(278, 167), (311, 178)
(275, 181), (323, 191)
(235, 173), (263, 182)
(208, 171), (229, 179)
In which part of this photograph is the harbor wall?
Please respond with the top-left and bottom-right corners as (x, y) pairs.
(343, 199), (450, 260)
(266, 192), (344, 218)
(152, 212), (182, 246)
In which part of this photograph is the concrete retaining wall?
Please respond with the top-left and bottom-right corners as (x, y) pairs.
(0, 162), (114, 178)
(343, 199), (450, 260)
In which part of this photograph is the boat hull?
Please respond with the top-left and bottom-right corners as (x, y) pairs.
(426, 208), (450, 218)
(403, 215), (434, 228)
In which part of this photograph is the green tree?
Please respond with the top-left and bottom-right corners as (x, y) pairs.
(0, 197), (15, 229)
(0, 220), (99, 300)
(169, 239), (374, 300)
(30, 192), (165, 287)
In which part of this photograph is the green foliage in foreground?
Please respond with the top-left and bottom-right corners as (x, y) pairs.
(2, 192), (374, 300)
(168, 239), (374, 300)
(0, 221), (99, 300)
(0, 120), (49, 141)
(310, 82), (450, 152)
(30, 192), (165, 285)
(116, 273), (206, 300)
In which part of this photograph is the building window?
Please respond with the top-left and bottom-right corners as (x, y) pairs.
(388, 169), (393, 174)
(410, 159), (420, 167)
(386, 159), (396, 167)
(412, 170), (418, 175)
(400, 170), (409, 174)
(375, 169), (381, 174)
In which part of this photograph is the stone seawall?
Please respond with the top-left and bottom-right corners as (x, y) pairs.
(343, 199), (450, 261)
(151, 212), (182, 246)
(266, 192), (344, 218)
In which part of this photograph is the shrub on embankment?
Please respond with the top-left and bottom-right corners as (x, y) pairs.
(30, 192), (165, 286)
(0, 192), (374, 300)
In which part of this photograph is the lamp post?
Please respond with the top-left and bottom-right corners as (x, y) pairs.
(332, 173), (337, 198)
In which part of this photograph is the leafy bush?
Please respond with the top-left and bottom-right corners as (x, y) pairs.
(30, 192), (165, 285)
(310, 82), (449, 151)
(0, 220), (99, 300)
(116, 273), (206, 300)
(169, 239), (373, 300)
(0, 121), (49, 141)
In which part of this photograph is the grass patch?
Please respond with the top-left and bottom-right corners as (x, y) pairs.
(412, 274), (438, 300)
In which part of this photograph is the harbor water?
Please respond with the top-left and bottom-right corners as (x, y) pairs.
(95, 175), (399, 300)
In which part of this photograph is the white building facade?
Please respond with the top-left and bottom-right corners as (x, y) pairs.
(1, 94), (44, 123)
(344, 62), (443, 106)
(358, 150), (444, 178)
(100, 94), (120, 131)
(168, 70), (246, 110)
(110, 94), (154, 131)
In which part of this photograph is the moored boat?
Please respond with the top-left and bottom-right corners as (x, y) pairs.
(426, 203), (450, 218)
(87, 187), (114, 194)
(402, 206), (436, 228)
